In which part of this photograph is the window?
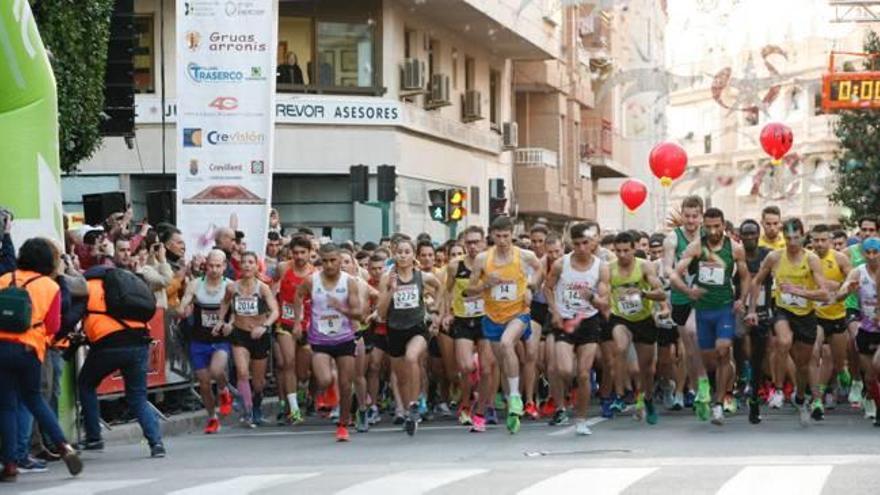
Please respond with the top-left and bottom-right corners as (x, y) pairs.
(133, 15), (154, 94)
(316, 21), (374, 88)
(278, 17), (313, 86)
(405, 28), (414, 58)
(465, 56), (475, 91)
(428, 39), (438, 82)
(470, 186), (481, 215)
(489, 69), (500, 126)
(452, 48), (459, 89)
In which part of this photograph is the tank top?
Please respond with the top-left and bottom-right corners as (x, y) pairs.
(745, 247), (773, 318)
(232, 280), (268, 318)
(554, 254), (601, 320)
(452, 258), (485, 319)
(387, 269), (426, 330)
(670, 227), (697, 305)
(192, 277), (230, 342)
(278, 265), (313, 330)
(610, 258), (653, 322)
(694, 237), (735, 310)
(856, 264), (879, 333)
(773, 250), (817, 316)
(483, 246), (528, 323)
(816, 250), (846, 320)
(846, 244), (866, 311)
(308, 271), (355, 345)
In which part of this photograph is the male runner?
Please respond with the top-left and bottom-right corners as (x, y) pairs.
(525, 225), (550, 419)
(468, 216), (543, 434)
(544, 223), (610, 434)
(748, 218), (829, 425)
(670, 208), (750, 425)
(845, 216), (879, 408)
(759, 206), (786, 251)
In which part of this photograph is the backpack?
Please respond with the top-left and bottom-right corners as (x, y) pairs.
(92, 268), (157, 324)
(0, 274), (44, 334)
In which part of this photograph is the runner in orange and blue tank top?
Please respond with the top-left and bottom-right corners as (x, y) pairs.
(467, 216), (543, 435)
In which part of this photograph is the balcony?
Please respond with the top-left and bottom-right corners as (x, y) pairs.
(515, 147), (559, 168)
(514, 60), (567, 93)
(514, 165), (564, 216)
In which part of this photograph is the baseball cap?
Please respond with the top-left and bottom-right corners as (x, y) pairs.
(863, 237), (880, 252)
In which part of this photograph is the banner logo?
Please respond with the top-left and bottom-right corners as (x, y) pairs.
(209, 96), (239, 111)
(185, 31), (202, 51)
(183, 128), (203, 147)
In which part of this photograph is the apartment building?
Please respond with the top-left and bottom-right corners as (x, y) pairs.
(68, 0), (563, 242)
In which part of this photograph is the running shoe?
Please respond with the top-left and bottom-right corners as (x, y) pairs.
(58, 444), (83, 476)
(824, 392), (837, 410)
(695, 400), (710, 422)
(204, 417), (221, 434)
(218, 388), (233, 417)
(610, 397), (626, 414)
(524, 401), (539, 420)
(329, 406), (340, 421)
(670, 392), (684, 411)
(356, 408), (369, 433)
(486, 407), (499, 425)
(695, 380), (711, 421)
(150, 443), (166, 458)
(252, 406), (264, 427)
(711, 404), (724, 426)
(393, 411), (406, 425)
(470, 413), (486, 433)
(864, 397), (877, 419)
(495, 393), (507, 411)
(289, 407), (304, 425)
(633, 393), (645, 422)
(508, 395), (524, 417)
(336, 424), (350, 442)
(276, 410), (288, 426)
(768, 389), (785, 409)
(722, 393), (738, 414)
(458, 406), (473, 426)
(748, 397), (762, 424)
(367, 405), (382, 425)
(837, 369), (853, 389)
(548, 408), (570, 426)
(506, 411), (521, 434)
(575, 420), (592, 436)
(405, 403), (419, 436)
(16, 456), (48, 474)
(418, 396), (429, 417)
(75, 439), (105, 452)
(811, 398), (825, 421)
(434, 402), (453, 418)
(662, 381), (676, 410)
(850, 380), (865, 408)
(600, 398), (614, 418)
(240, 411), (255, 428)
(540, 399), (557, 418)
(684, 390), (695, 409)
(645, 399), (658, 425)
(622, 389), (635, 405)
(783, 381), (794, 403)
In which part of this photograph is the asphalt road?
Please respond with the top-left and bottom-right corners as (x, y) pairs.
(7, 404), (880, 495)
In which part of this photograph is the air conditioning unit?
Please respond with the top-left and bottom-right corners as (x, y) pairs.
(502, 122), (518, 150)
(401, 58), (425, 91)
(462, 90), (482, 123)
(425, 74), (451, 109)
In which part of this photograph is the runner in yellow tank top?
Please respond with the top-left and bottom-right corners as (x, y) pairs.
(810, 225), (853, 408)
(748, 218), (829, 424)
(468, 216), (543, 434)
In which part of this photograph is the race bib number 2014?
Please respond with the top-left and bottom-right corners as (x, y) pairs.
(234, 297), (259, 316)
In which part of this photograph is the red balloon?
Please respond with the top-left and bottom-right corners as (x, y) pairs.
(649, 142), (688, 187)
(760, 122), (793, 164)
(619, 179), (648, 212)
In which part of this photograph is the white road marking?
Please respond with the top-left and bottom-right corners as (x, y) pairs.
(335, 469), (486, 495)
(167, 474), (319, 495)
(518, 467), (657, 495)
(21, 479), (155, 495)
(716, 465), (833, 495)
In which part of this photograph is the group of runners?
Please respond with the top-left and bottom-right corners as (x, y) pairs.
(177, 197), (880, 442)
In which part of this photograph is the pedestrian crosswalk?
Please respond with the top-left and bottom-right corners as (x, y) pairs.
(17, 463), (842, 495)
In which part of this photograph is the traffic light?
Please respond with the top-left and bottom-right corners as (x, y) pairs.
(428, 189), (447, 222)
(447, 188), (466, 222)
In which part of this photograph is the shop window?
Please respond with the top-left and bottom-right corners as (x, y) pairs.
(133, 15), (154, 94)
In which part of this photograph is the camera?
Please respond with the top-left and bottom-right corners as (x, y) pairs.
(0, 207), (12, 234)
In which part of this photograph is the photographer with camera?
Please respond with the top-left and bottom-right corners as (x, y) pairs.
(1, 209), (14, 276)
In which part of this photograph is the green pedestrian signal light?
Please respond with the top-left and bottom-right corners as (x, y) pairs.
(428, 189), (447, 223)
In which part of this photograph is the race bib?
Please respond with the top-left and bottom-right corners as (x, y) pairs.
(619, 291), (644, 316)
(234, 296), (259, 316)
(563, 286), (589, 311)
(281, 303), (295, 320)
(393, 285), (419, 310)
(463, 297), (485, 317)
(698, 263), (725, 286)
(316, 314), (342, 335)
(685, 273), (697, 286)
(492, 282), (517, 302)
(780, 292), (808, 309)
(201, 310), (221, 328)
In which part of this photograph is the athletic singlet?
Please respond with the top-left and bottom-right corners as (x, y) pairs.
(816, 250), (846, 320)
(451, 258), (485, 318)
(610, 258), (653, 322)
(232, 281), (269, 318)
(387, 269), (426, 330)
(192, 277), (230, 342)
(670, 227), (698, 305)
(846, 244), (866, 311)
(308, 271), (354, 346)
(278, 265), (313, 330)
(744, 247), (773, 318)
(694, 237), (735, 310)
(554, 254), (601, 320)
(483, 246), (528, 323)
(773, 251), (817, 316)
(856, 264), (879, 333)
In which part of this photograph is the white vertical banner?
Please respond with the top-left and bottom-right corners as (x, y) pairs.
(176, 0), (277, 257)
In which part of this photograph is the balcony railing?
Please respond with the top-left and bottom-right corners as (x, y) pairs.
(515, 148), (559, 168)
(582, 118), (613, 156)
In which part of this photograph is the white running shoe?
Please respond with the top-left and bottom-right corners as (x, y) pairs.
(864, 397), (877, 419)
(330, 406), (340, 421)
(434, 402), (453, 417)
(849, 380), (864, 407)
(768, 389), (784, 409)
(575, 420), (593, 436)
(711, 404), (724, 426)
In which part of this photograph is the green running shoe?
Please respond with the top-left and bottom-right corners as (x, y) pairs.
(837, 369), (852, 389)
(695, 400), (710, 421)
(507, 412), (521, 434)
(645, 399), (658, 425)
(508, 395), (524, 416)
